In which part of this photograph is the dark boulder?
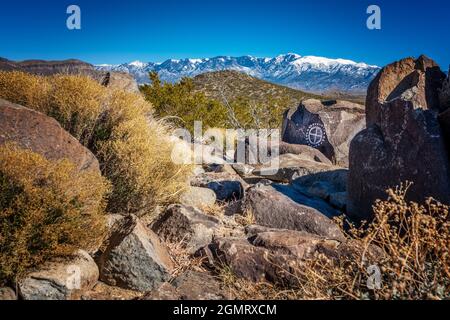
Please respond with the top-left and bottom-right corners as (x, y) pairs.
(281, 99), (365, 166)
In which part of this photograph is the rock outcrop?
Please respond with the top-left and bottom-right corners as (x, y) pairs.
(95, 215), (174, 292)
(281, 99), (365, 166)
(0, 57), (139, 93)
(244, 185), (344, 240)
(348, 56), (450, 221)
(0, 99), (100, 172)
(19, 250), (99, 300)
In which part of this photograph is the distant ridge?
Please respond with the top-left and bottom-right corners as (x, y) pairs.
(97, 53), (380, 94)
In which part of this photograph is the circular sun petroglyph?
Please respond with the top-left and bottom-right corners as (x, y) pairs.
(306, 123), (326, 147)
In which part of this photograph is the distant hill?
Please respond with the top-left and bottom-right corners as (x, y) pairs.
(191, 70), (324, 107)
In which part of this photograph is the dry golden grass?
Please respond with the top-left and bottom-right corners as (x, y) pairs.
(0, 71), (50, 110)
(46, 74), (106, 145)
(0, 71), (193, 219)
(166, 240), (207, 279)
(235, 208), (256, 226)
(0, 144), (110, 285)
(98, 117), (192, 217)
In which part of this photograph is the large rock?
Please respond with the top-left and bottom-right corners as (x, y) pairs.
(151, 204), (221, 253)
(366, 55), (446, 126)
(95, 215), (174, 292)
(244, 185), (344, 240)
(348, 56), (450, 221)
(19, 250), (99, 300)
(100, 72), (140, 93)
(180, 186), (217, 208)
(0, 99), (99, 172)
(439, 69), (450, 110)
(281, 99), (365, 166)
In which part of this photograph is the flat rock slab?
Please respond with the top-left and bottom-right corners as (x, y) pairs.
(244, 185), (344, 240)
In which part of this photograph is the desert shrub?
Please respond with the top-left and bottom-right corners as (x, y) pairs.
(46, 75), (106, 145)
(0, 71), (50, 110)
(97, 115), (191, 217)
(290, 184), (449, 300)
(0, 71), (192, 218)
(0, 144), (110, 285)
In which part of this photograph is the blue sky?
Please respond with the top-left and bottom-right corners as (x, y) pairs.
(0, 0), (449, 68)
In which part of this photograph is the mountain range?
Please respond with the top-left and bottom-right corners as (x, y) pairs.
(96, 53), (380, 94)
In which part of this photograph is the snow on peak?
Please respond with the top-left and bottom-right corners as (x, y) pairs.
(188, 59), (203, 64)
(128, 60), (147, 68)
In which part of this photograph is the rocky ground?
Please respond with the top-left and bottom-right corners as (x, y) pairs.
(0, 55), (449, 300)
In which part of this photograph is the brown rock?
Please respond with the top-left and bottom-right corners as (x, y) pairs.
(0, 99), (99, 172)
(366, 55), (446, 126)
(81, 282), (143, 300)
(348, 56), (450, 221)
(207, 227), (381, 286)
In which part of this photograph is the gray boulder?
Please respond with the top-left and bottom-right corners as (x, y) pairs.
(95, 215), (174, 292)
(19, 250), (99, 300)
(253, 153), (340, 183)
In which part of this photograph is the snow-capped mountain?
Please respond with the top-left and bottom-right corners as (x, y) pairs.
(96, 53), (380, 93)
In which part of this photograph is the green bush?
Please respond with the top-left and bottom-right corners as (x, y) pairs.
(0, 144), (110, 285)
(141, 71), (292, 131)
